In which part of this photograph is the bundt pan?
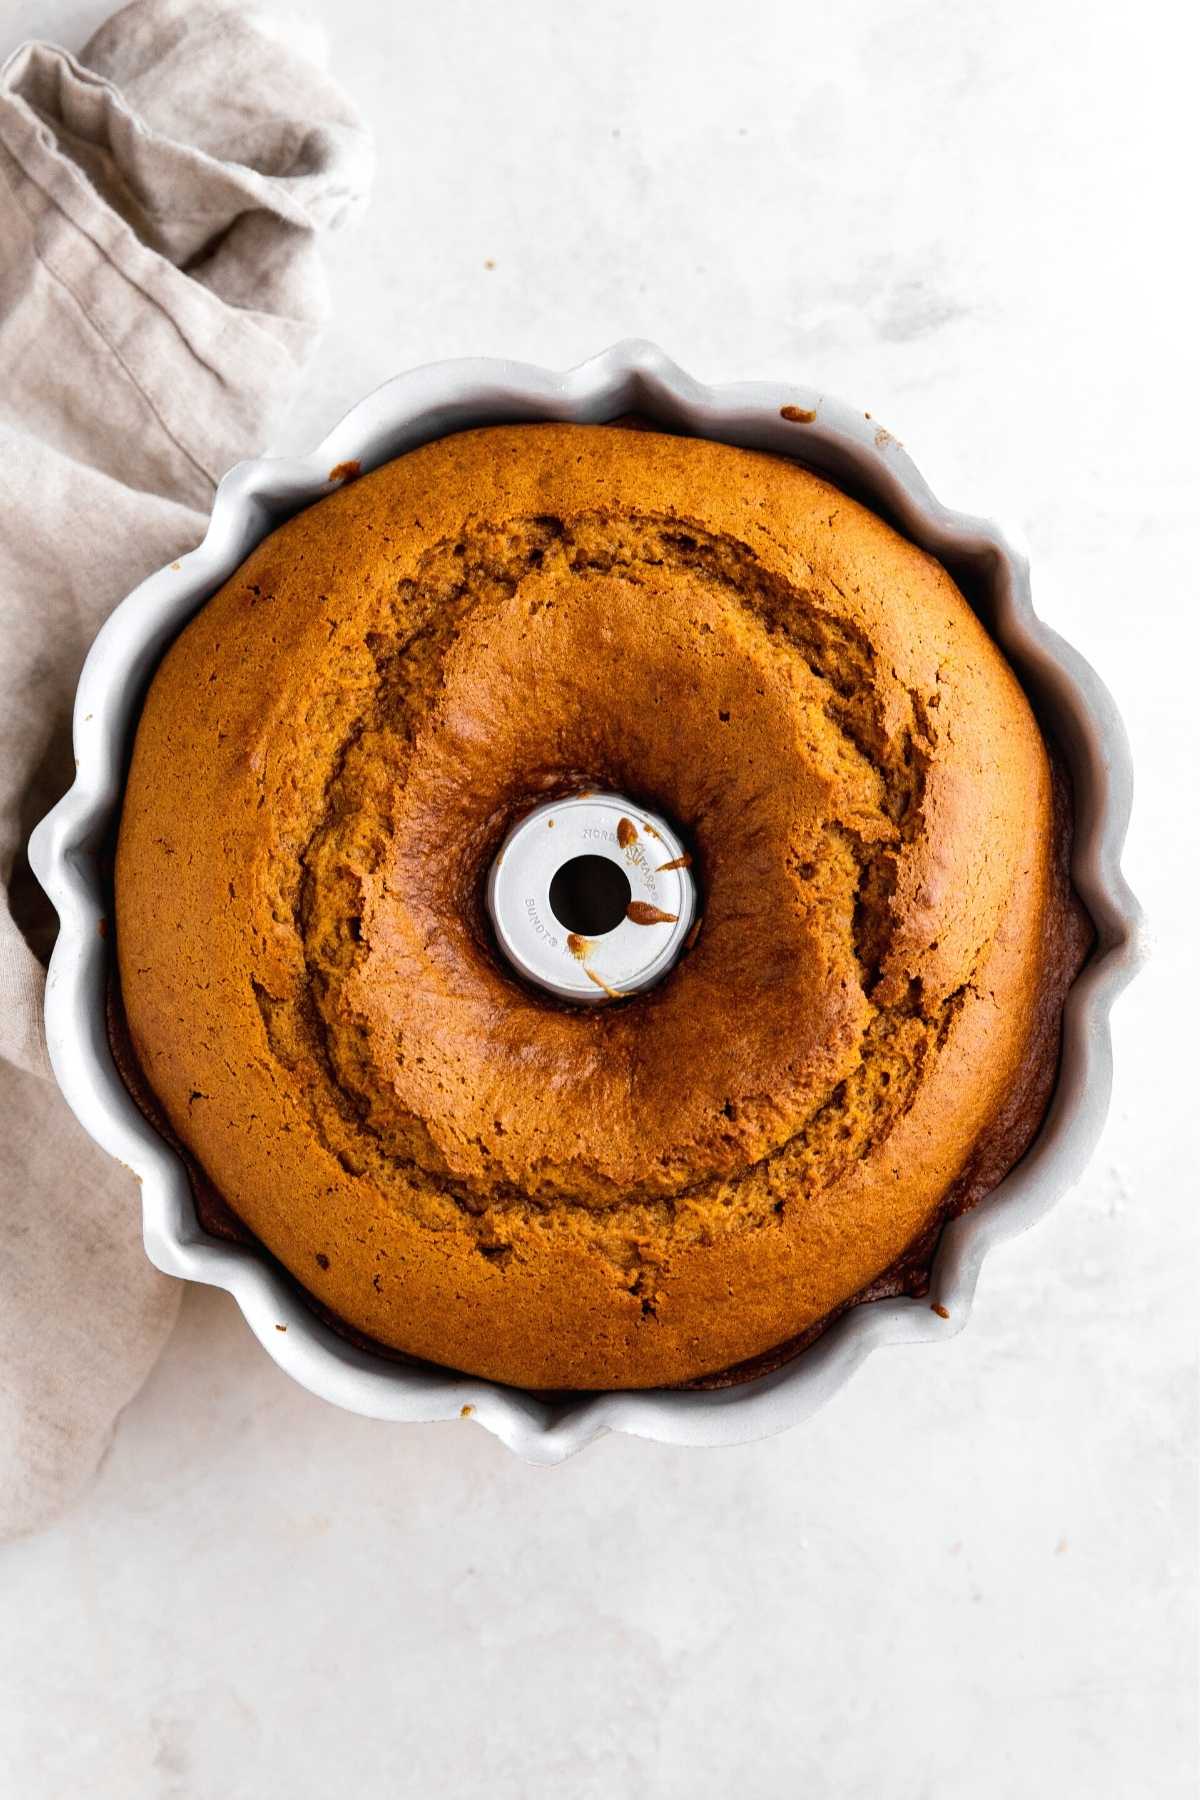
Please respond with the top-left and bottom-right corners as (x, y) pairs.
(28, 343), (1143, 1462)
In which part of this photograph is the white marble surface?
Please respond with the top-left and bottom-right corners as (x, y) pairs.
(2, 2), (1196, 1795)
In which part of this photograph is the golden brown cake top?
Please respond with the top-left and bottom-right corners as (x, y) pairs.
(116, 423), (1074, 1388)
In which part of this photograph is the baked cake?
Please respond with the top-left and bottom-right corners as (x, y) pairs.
(114, 424), (1090, 1388)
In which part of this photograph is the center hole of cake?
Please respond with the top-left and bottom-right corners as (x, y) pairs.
(547, 855), (632, 937)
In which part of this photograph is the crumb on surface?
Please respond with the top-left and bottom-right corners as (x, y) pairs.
(931, 1301), (950, 1319)
(328, 460), (361, 484)
(780, 404), (817, 424)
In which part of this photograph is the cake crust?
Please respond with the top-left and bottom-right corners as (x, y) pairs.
(115, 424), (1090, 1388)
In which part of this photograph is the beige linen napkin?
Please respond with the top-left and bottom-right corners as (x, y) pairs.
(0, 0), (371, 1539)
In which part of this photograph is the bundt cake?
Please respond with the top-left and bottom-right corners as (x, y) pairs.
(114, 423), (1090, 1388)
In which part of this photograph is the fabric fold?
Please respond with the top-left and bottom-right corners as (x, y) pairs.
(0, 0), (372, 1541)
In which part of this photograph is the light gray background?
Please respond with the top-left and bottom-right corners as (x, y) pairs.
(2, 2), (1196, 1796)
